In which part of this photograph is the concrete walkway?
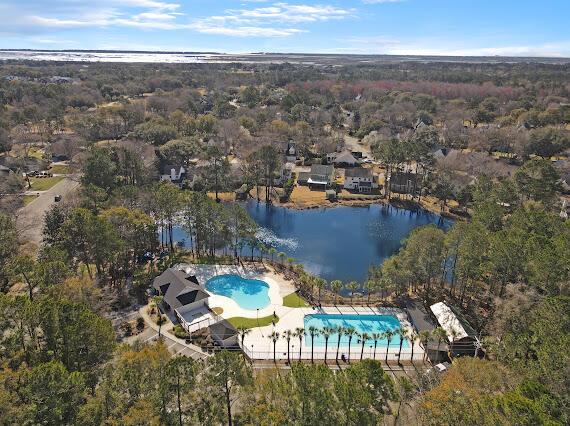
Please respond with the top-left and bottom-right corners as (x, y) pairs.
(138, 304), (210, 360)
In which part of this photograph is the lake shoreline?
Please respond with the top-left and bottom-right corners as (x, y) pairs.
(253, 195), (465, 221)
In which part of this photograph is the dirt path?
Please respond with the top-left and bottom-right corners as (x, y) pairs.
(17, 176), (80, 249)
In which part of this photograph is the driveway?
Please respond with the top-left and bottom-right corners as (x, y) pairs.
(17, 175), (80, 248)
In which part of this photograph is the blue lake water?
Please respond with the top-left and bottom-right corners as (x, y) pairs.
(205, 274), (270, 310)
(303, 314), (408, 348)
(169, 201), (452, 283)
(245, 201), (452, 283)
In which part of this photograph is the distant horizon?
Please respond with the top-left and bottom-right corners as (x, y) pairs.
(1, 47), (569, 61)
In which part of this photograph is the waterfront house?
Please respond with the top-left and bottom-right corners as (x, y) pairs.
(308, 164), (335, 189)
(430, 301), (478, 357)
(274, 162), (295, 186)
(389, 171), (420, 195)
(152, 268), (210, 317)
(344, 168), (378, 193)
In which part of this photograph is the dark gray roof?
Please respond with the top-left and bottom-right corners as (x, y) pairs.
(153, 268), (207, 310)
(311, 164), (334, 176)
(297, 171), (310, 182)
(345, 167), (372, 178)
(209, 320), (238, 341)
(406, 300), (448, 352)
(177, 289), (209, 305)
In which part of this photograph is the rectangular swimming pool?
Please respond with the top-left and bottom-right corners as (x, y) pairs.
(303, 314), (409, 348)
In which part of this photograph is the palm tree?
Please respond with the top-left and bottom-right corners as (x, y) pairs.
(396, 327), (407, 364)
(236, 326), (251, 350)
(408, 331), (419, 363)
(371, 332), (381, 360)
(344, 327), (357, 363)
(293, 327), (305, 361)
(269, 331), (280, 362)
(384, 330), (395, 363)
(277, 252), (286, 266)
(360, 332), (371, 360)
(418, 330), (431, 362)
(433, 327), (448, 363)
(259, 244), (267, 261)
(282, 329), (293, 362)
(347, 281), (359, 305)
(269, 247), (277, 263)
(315, 278), (326, 304)
(330, 280), (343, 304)
(287, 257), (295, 270)
(364, 280), (376, 304)
(321, 327), (333, 363)
(308, 326), (320, 363)
(335, 326), (345, 361)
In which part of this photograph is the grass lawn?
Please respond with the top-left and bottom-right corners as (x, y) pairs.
(283, 292), (309, 308)
(227, 314), (279, 329)
(49, 164), (70, 174)
(29, 176), (64, 191)
(23, 194), (39, 205)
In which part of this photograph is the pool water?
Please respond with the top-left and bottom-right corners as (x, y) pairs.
(205, 274), (271, 310)
(303, 314), (408, 348)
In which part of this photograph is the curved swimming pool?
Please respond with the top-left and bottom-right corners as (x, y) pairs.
(205, 274), (270, 310)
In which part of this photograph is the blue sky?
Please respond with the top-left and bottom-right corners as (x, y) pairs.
(0, 0), (569, 56)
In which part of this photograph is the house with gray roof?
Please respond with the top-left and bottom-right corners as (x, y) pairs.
(152, 268), (209, 315)
(344, 167), (378, 193)
(308, 164), (334, 189)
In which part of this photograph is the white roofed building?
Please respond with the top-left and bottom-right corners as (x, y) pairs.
(430, 301), (478, 357)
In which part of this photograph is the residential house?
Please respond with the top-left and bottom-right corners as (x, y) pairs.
(344, 168), (378, 193)
(160, 164), (186, 187)
(308, 164), (335, 189)
(285, 140), (298, 162)
(388, 171), (420, 195)
(430, 301), (478, 357)
(327, 150), (359, 167)
(274, 162), (295, 186)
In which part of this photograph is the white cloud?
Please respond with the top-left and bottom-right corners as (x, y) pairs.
(20, 2), (353, 37)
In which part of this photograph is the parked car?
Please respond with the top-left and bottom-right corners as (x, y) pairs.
(26, 170), (39, 177)
(54, 195), (62, 202)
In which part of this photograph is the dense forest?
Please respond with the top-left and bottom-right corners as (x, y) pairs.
(0, 57), (569, 424)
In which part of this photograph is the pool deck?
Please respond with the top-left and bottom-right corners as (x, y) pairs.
(176, 263), (424, 361)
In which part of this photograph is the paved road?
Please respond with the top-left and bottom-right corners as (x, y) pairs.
(17, 175), (80, 248)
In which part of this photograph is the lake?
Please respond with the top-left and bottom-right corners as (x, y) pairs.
(170, 201), (453, 283)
